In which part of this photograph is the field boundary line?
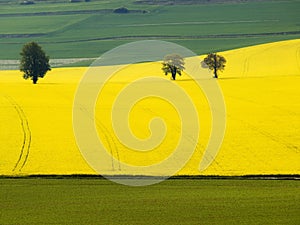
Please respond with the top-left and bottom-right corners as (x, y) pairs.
(1, 31), (300, 44)
(0, 174), (299, 180)
(0, 58), (97, 70)
(118, 20), (279, 27)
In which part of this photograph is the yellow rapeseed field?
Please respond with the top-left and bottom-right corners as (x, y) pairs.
(0, 39), (299, 176)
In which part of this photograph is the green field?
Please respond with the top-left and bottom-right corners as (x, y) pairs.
(0, 178), (299, 225)
(1, 0), (300, 62)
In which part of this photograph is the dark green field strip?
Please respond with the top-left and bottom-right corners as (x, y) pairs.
(3, 31), (300, 43)
(2, 23), (299, 41)
(0, 14), (91, 35)
(1, 34), (300, 60)
(0, 9), (148, 17)
(0, 33), (46, 38)
(2, 19), (298, 41)
(0, 179), (299, 224)
(0, 9), (113, 17)
(133, 0), (274, 5)
(2, 32), (300, 46)
(0, 0), (143, 13)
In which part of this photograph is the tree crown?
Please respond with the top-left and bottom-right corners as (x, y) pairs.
(162, 54), (185, 76)
(203, 53), (226, 71)
(20, 42), (51, 84)
(203, 53), (226, 78)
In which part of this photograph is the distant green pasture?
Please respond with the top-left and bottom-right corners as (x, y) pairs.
(1, 0), (300, 63)
(0, 15), (90, 34)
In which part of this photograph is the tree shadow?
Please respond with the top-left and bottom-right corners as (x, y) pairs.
(37, 83), (62, 85)
(175, 78), (194, 81)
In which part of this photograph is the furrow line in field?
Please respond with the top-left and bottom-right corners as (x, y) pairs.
(173, 124), (224, 172)
(296, 46), (300, 72)
(226, 94), (299, 153)
(95, 119), (122, 171)
(225, 114), (274, 169)
(243, 54), (249, 77)
(246, 123), (300, 153)
(244, 41), (297, 77)
(78, 106), (121, 171)
(140, 106), (224, 171)
(5, 96), (31, 172)
(78, 107), (115, 170)
(227, 107), (299, 155)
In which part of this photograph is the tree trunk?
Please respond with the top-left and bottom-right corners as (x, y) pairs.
(213, 54), (218, 78)
(33, 75), (38, 84)
(213, 67), (218, 78)
(171, 67), (176, 80)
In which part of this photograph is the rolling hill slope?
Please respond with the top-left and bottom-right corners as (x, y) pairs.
(0, 39), (299, 176)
